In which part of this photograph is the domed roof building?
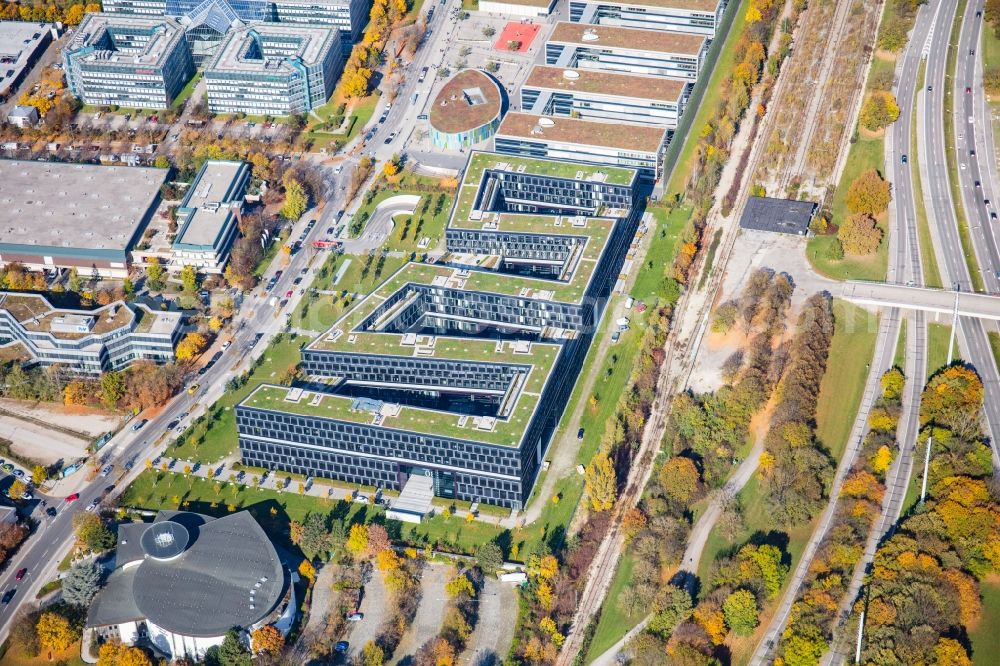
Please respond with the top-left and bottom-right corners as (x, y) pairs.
(429, 69), (506, 150)
(87, 511), (294, 660)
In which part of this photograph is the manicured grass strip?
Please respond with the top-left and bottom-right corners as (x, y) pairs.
(987, 331), (1000, 370)
(815, 301), (879, 462)
(926, 322), (955, 379)
(913, 61), (944, 288)
(584, 554), (638, 662)
(970, 579), (1000, 665)
(893, 318), (907, 369)
(943, 0), (985, 292)
(630, 205), (690, 303)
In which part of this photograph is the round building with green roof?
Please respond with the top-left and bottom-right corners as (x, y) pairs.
(429, 69), (506, 150)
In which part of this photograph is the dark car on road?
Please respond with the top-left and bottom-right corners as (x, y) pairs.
(2, 589), (15, 604)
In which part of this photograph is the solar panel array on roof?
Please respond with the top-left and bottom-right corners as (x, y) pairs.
(739, 196), (816, 236)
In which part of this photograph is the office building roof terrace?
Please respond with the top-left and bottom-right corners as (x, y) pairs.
(524, 65), (687, 102)
(549, 21), (706, 55)
(206, 23), (337, 75)
(497, 112), (668, 153)
(429, 69), (504, 135)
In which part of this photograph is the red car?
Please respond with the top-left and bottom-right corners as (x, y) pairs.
(64, 493), (79, 502)
(285, 290), (293, 299)
(14, 568), (26, 581)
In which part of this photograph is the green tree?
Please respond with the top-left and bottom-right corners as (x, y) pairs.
(145, 258), (164, 291)
(647, 585), (692, 638)
(281, 178), (308, 221)
(361, 641), (385, 666)
(180, 264), (198, 294)
(100, 371), (126, 409)
(722, 589), (759, 636)
(153, 155), (170, 169)
(122, 277), (135, 300)
(73, 512), (115, 552)
(67, 267), (81, 293)
(476, 541), (504, 574)
(63, 559), (103, 606)
(31, 465), (46, 486)
(218, 629), (251, 666)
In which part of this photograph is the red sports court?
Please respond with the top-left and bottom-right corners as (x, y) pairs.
(495, 22), (540, 54)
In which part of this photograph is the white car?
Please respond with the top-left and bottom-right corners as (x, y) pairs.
(221, 340), (231, 350)
(86, 499), (100, 512)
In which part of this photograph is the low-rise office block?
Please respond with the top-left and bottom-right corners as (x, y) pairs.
(0, 292), (182, 374)
(568, 0), (727, 37)
(429, 69), (505, 150)
(478, 0), (557, 17)
(545, 21), (706, 81)
(64, 13), (194, 110)
(171, 160), (250, 273)
(0, 21), (54, 101)
(237, 152), (646, 510)
(521, 65), (689, 128)
(494, 112), (667, 182)
(204, 24), (342, 116)
(0, 160), (168, 278)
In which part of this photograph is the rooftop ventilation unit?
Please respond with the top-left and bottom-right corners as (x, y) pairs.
(562, 70), (579, 80)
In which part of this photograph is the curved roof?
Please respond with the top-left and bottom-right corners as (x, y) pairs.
(91, 511), (286, 638)
(430, 69), (504, 135)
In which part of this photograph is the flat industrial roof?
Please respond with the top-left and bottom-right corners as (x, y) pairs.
(0, 160), (167, 253)
(174, 161), (248, 249)
(739, 196), (816, 236)
(497, 112), (666, 154)
(524, 65), (687, 102)
(571, 0), (721, 11)
(206, 24), (337, 74)
(67, 14), (187, 70)
(0, 292), (181, 339)
(481, 0), (555, 6)
(430, 69), (504, 134)
(0, 21), (52, 96)
(549, 21), (706, 55)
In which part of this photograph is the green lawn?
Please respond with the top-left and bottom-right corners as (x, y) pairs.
(167, 335), (307, 463)
(664, 0), (749, 197)
(807, 135), (888, 281)
(630, 205), (689, 303)
(306, 92), (381, 149)
(912, 61), (944, 288)
(585, 554), (638, 662)
(171, 72), (202, 110)
(893, 318), (907, 369)
(815, 301), (879, 462)
(971, 579), (1000, 665)
(926, 322), (956, 379)
(351, 174), (454, 251)
(0, 640), (88, 666)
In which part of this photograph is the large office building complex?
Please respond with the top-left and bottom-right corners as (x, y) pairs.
(204, 24), (342, 115)
(63, 14), (194, 109)
(102, 0), (370, 56)
(0, 293), (182, 374)
(545, 21), (706, 81)
(0, 21), (54, 101)
(495, 112), (667, 182)
(236, 152), (645, 509)
(171, 160), (250, 273)
(521, 65), (689, 128)
(0, 160), (167, 277)
(568, 0), (727, 37)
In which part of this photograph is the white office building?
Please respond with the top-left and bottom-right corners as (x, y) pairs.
(521, 65), (689, 128)
(568, 0), (727, 37)
(171, 160), (250, 273)
(204, 23), (342, 116)
(545, 21), (707, 81)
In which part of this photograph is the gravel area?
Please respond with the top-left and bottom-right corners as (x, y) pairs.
(349, 564), (389, 660)
(462, 577), (517, 666)
(390, 562), (449, 665)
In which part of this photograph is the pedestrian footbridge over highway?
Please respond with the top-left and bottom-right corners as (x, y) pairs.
(840, 282), (1000, 321)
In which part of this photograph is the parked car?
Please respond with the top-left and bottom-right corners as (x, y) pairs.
(100, 464), (113, 477)
(334, 642), (349, 653)
(347, 612), (364, 622)
(577, 428), (585, 440)
(86, 498), (100, 512)
(131, 420), (147, 431)
(45, 507), (57, 517)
